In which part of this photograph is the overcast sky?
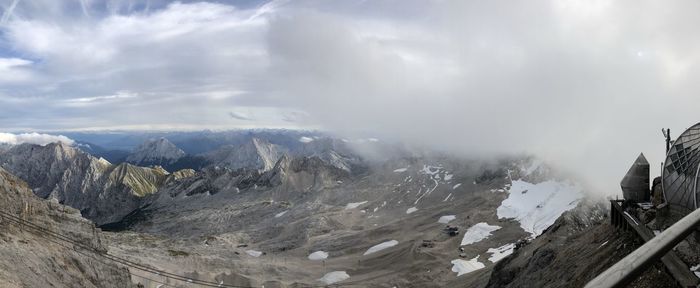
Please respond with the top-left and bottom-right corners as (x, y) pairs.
(2, 0), (700, 194)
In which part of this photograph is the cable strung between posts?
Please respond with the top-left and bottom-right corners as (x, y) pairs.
(0, 210), (251, 288)
(0, 209), (382, 288)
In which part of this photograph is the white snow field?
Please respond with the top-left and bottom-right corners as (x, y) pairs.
(497, 179), (583, 236)
(460, 222), (502, 246)
(438, 215), (456, 224)
(345, 201), (368, 210)
(245, 250), (262, 257)
(451, 256), (485, 276)
(308, 251), (329, 260)
(319, 271), (350, 284)
(363, 240), (399, 255)
(487, 243), (516, 262)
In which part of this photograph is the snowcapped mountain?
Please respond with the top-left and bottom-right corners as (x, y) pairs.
(126, 137), (186, 166)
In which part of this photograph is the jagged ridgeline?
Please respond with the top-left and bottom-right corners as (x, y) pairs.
(0, 142), (193, 225)
(0, 131), (682, 287)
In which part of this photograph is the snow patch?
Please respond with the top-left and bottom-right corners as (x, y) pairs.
(487, 243), (515, 263)
(245, 250), (262, 257)
(453, 183), (462, 189)
(461, 223), (501, 246)
(406, 207), (418, 214)
(438, 215), (456, 224)
(497, 179), (583, 236)
(393, 167), (408, 173)
(451, 256), (485, 276)
(319, 271), (350, 284)
(308, 251), (329, 260)
(364, 240), (399, 255)
(274, 211), (288, 218)
(345, 201), (368, 210)
(97, 157), (112, 166)
(444, 174), (454, 181)
(420, 165), (441, 175)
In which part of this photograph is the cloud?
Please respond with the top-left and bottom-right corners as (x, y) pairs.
(228, 111), (253, 121)
(2, 0), (700, 196)
(0, 0), (20, 25)
(0, 57), (34, 83)
(0, 132), (74, 146)
(0, 1), (294, 130)
(264, 1), (700, 195)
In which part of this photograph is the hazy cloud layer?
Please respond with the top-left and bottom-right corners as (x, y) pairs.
(0, 132), (74, 145)
(2, 1), (700, 194)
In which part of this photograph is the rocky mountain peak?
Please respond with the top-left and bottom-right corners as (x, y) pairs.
(108, 163), (168, 197)
(204, 137), (284, 172)
(0, 167), (133, 287)
(126, 137), (186, 166)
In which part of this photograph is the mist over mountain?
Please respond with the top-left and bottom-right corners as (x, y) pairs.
(1, 0), (699, 287)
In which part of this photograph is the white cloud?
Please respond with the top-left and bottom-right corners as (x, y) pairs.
(0, 57), (33, 82)
(2, 0), (700, 196)
(265, 0), (700, 195)
(0, 132), (74, 146)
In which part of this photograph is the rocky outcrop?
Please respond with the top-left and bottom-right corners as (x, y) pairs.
(0, 167), (134, 287)
(125, 137), (185, 166)
(485, 203), (677, 288)
(204, 138), (284, 172)
(294, 137), (360, 172)
(0, 142), (192, 225)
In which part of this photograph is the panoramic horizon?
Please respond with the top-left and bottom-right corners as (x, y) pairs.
(4, 0), (700, 195)
(1, 1), (699, 287)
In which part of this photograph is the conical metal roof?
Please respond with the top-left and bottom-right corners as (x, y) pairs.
(621, 153), (650, 202)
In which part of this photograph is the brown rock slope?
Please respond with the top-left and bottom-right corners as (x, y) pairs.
(0, 167), (133, 288)
(485, 205), (677, 288)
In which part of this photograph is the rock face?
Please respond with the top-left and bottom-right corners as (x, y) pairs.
(204, 138), (284, 172)
(0, 167), (134, 287)
(0, 142), (181, 225)
(485, 203), (677, 288)
(126, 138), (186, 166)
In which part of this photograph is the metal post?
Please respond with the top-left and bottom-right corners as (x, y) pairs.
(694, 164), (700, 210)
(585, 207), (700, 288)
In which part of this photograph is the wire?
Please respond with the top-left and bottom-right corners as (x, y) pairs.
(0, 210), (251, 288)
(0, 209), (383, 288)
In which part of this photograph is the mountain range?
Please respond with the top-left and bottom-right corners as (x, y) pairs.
(0, 130), (691, 287)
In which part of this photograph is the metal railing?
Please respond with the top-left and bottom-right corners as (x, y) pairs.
(585, 207), (700, 288)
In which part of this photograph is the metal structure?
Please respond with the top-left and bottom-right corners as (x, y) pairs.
(586, 123), (700, 288)
(662, 123), (700, 212)
(584, 206), (700, 288)
(620, 153), (650, 202)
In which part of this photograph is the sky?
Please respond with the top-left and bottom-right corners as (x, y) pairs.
(2, 0), (700, 194)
